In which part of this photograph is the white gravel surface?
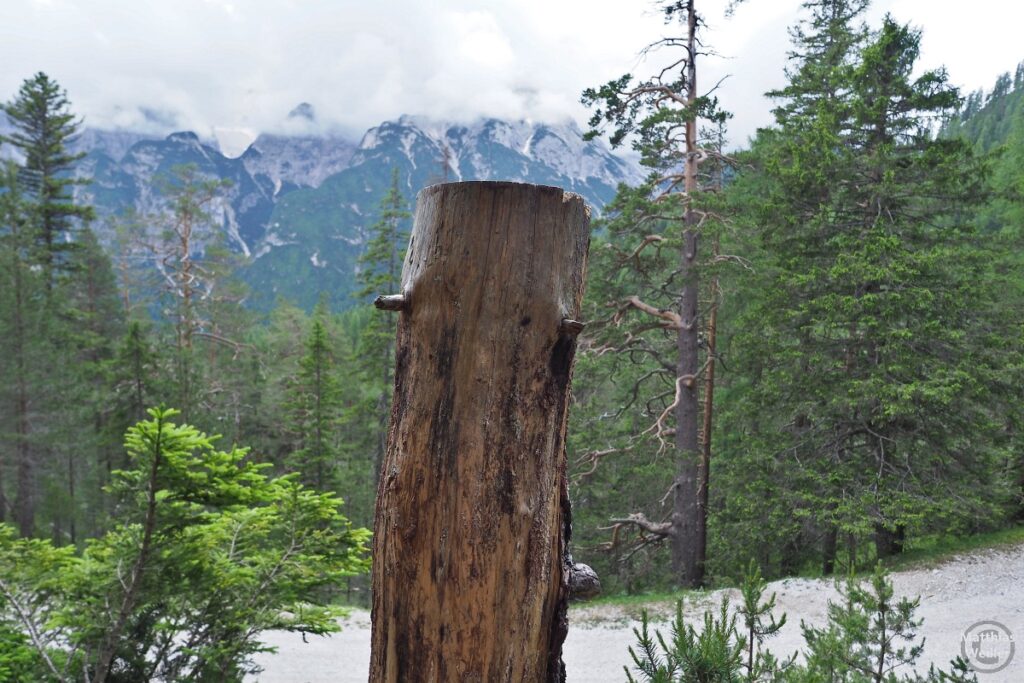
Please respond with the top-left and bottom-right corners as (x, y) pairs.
(252, 543), (1023, 682)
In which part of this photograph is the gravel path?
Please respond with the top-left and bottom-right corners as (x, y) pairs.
(252, 543), (1023, 682)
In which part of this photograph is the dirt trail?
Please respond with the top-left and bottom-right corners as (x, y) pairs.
(252, 543), (1023, 682)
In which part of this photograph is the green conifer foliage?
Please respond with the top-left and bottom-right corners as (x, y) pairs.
(1, 76), (125, 543)
(286, 310), (344, 493)
(716, 1), (1014, 576)
(1, 72), (94, 286)
(0, 408), (370, 682)
(351, 167), (410, 491)
(0, 162), (48, 536)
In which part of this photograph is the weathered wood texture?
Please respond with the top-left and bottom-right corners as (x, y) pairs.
(369, 182), (590, 682)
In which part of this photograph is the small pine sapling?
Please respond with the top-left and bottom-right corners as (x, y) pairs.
(798, 564), (978, 682)
(625, 598), (745, 682)
(737, 560), (792, 680)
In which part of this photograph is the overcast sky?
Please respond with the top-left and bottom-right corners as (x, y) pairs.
(1, 0), (1020, 154)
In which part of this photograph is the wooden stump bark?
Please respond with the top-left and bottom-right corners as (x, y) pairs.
(369, 181), (591, 682)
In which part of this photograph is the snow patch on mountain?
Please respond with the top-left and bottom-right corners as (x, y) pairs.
(332, 234), (362, 246)
(217, 199), (251, 257)
(355, 115), (645, 190)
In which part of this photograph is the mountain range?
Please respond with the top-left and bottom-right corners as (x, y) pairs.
(37, 109), (644, 310)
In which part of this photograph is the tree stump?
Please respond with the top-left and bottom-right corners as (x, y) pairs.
(369, 181), (591, 682)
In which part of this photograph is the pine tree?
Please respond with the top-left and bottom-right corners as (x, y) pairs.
(579, 0), (747, 588)
(798, 565), (944, 682)
(1, 73), (94, 287)
(738, 560), (788, 679)
(626, 599), (745, 682)
(151, 164), (232, 423)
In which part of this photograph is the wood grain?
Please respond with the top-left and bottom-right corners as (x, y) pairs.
(368, 181), (590, 682)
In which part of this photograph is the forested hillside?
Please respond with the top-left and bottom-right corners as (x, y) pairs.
(0, 0), (1021, 679)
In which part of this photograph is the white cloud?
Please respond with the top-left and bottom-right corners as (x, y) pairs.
(450, 11), (516, 69)
(0, 0), (1019, 146)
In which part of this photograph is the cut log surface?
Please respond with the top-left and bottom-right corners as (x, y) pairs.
(369, 182), (591, 683)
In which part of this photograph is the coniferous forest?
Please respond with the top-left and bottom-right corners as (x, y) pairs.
(1, 0), (1023, 680)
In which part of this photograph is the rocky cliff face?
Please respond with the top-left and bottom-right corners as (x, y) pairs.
(68, 114), (642, 310)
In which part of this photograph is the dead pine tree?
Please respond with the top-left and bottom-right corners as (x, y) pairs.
(147, 165), (238, 421)
(369, 182), (597, 682)
(580, 0), (746, 588)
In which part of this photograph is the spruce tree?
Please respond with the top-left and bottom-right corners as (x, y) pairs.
(1, 75), (123, 542)
(720, 2), (1011, 574)
(0, 162), (47, 535)
(48, 229), (124, 543)
(0, 408), (371, 682)
(110, 322), (160, 452)
(286, 307), (344, 493)
(717, 0), (873, 577)
(152, 164), (232, 423)
(1, 73), (94, 287)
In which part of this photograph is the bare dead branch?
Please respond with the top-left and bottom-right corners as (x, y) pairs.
(616, 295), (684, 330)
(641, 359), (712, 449)
(608, 513), (674, 538)
(710, 253), (754, 271)
(575, 444), (636, 480)
(642, 375), (684, 447)
(192, 331), (247, 359)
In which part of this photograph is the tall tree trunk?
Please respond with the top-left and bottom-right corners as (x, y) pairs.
(822, 524), (839, 576)
(1015, 455), (1024, 522)
(672, 0), (704, 589)
(176, 207), (195, 422)
(697, 264), (719, 584)
(780, 531), (802, 576)
(14, 374), (32, 536)
(67, 451), (76, 545)
(314, 350), (324, 491)
(0, 435), (5, 522)
(12, 249), (34, 536)
(874, 522), (906, 559)
(369, 182), (590, 682)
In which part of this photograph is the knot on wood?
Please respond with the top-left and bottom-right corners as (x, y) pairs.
(568, 562), (601, 601)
